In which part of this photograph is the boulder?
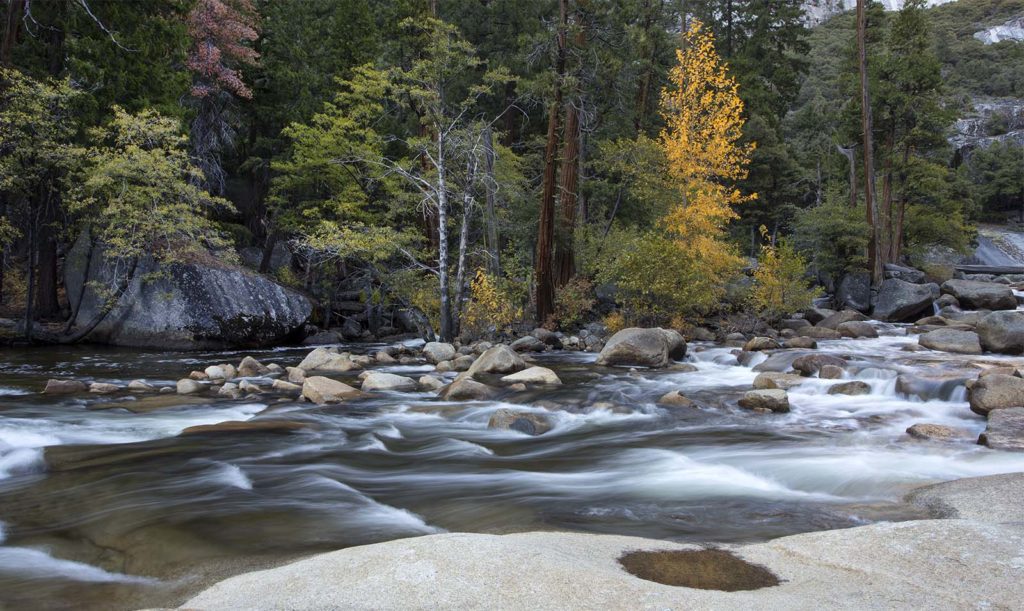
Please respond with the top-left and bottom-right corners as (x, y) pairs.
(836, 273), (871, 312)
(752, 372), (806, 390)
(657, 391), (695, 408)
(176, 379), (204, 394)
(238, 380), (262, 394)
(968, 374), (1024, 416)
(977, 311), (1024, 354)
(531, 328), (563, 348)
(779, 318), (811, 331)
(906, 423), (970, 442)
(181, 420), (308, 436)
(237, 356), (269, 377)
(501, 366), (562, 385)
(63, 230), (311, 349)
(374, 351), (396, 364)
(88, 382), (120, 394)
(452, 355), (476, 371)
(127, 380), (154, 392)
(42, 379), (88, 394)
(339, 319), (362, 340)
(466, 345), (527, 377)
(302, 330), (343, 345)
(918, 329), (982, 355)
(783, 337), (817, 349)
(438, 378), (498, 401)
(819, 310), (869, 330)
(940, 280), (1017, 311)
(978, 407), (1024, 451)
(827, 381), (871, 396)
(738, 389), (790, 413)
(487, 409), (553, 436)
(510, 336), (547, 353)
(272, 379), (302, 392)
(301, 377), (361, 404)
(934, 294), (960, 310)
(872, 279), (937, 322)
(688, 327), (716, 341)
(819, 364), (845, 380)
(792, 354), (846, 377)
(286, 367), (306, 384)
(423, 342), (457, 364)
(883, 264), (926, 284)
(204, 365), (229, 380)
(297, 348), (361, 372)
(189, 370), (209, 381)
(801, 327), (841, 340)
(418, 375), (445, 391)
(752, 352), (800, 373)
(595, 328), (687, 368)
(743, 337), (781, 352)
(836, 321), (878, 339)
(361, 372), (418, 392)
(802, 307), (835, 325)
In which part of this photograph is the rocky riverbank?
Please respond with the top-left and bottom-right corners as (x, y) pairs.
(184, 472), (1024, 610)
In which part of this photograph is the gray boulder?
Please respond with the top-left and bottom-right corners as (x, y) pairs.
(977, 311), (1024, 354)
(423, 342), (457, 364)
(883, 263), (926, 284)
(817, 309), (869, 330)
(792, 353), (846, 376)
(836, 273), (871, 312)
(802, 307), (835, 325)
(438, 378), (498, 401)
(64, 232), (310, 349)
(595, 328), (687, 368)
(42, 379), (88, 394)
(978, 407), (1024, 451)
(302, 377), (361, 404)
(467, 345), (526, 377)
(872, 279), (937, 322)
(743, 336), (781, 351)
(361, 372), (417, 392)
(940, 280), (1016, 311)
(918, 329), (982, 355)
(836, 321), (878, 339)
(968, 374), (1024, 416)
(510, 336), (547, 352)
(828, 381), (871, 396)
(487, 409), (552, 436)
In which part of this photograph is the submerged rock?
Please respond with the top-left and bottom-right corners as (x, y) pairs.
(180, 420), (309, 435)
(487, 409), (553, 435)
(595, 328), (687, 368)
(827, 381), (871, 396)
(906, 423), (970, 442)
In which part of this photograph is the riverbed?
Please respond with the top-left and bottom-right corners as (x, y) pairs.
(2, 330), (1024, 609)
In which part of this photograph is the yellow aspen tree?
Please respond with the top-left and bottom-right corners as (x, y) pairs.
(659, 19), (754, 266)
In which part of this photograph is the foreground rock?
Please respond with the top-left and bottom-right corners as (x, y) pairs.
(917, 328), (982, 355)
(63, 231), (311, 349)
(301, 377), (361, 404)
(976, 311), (1024, 354)
(968, 374), (1024, 416)
(871, 278), (936, 322)
(595, 328), (686, 368)
(186, 511), (1024, 610)
(940, 279), (1017, 311)
(978, 408), (1024, 451)
(487, 409), (553, 435)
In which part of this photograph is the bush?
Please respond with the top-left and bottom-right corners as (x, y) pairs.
(461, 269), (522, 338)
(751, 230), (822, 322)
(793, 192), (870, 282)
(553, 277), (596, 329)
(603, 311), (626, 334)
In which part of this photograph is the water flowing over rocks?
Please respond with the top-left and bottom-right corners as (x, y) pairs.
(595, 328), (687, 368)
(487, 409), (553, 435)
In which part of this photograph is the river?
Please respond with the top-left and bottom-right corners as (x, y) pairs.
(2, 329), (1024, 609)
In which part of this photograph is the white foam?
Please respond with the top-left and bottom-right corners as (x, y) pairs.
(210, 463), (253, 490)
(0, 547), (157, 583)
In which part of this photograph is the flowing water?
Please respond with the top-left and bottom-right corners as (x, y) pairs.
(2, 330), (1024, 609)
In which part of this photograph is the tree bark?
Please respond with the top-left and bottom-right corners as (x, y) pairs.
(483, 127), (500, 276)
(436, 132), (454, 342)
(453, 153), (479, 336)
(35, 193), (61, 319)
(534, 0), (568, 324)
(857, 0), (881, 286)
(554, 97), (581, 288)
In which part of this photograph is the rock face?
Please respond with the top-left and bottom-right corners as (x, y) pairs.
(977, 311), (1024, 354)
(917, 328), (982, 355)
(501, 367), (562, 385)
(64, 233), (311, 349)
(487, 409), (553, 435)
(940, 280), (1017, 311)
(978, 407), (1024, 451)
(871, 279), (936, 322)
(466, 345), (526, 377)
(302, 377), (361, 404)
(968, 374), (1024, 416)
(360, 372), (417, 392)
(595, 328), (686, 368)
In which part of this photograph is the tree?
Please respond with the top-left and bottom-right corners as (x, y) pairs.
(186, 0), (259, 195)
(751, 228), (821, 322)
(856, 0), (880, 285)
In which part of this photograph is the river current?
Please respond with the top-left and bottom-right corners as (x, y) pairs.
(2, 328), (1024, 609)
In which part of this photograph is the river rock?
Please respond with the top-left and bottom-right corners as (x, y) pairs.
(792, 354), (846, 377)
(271, 379), (302, 392)
(423, 342), (457, 364)
(883, 263), (926, 284)
(779, 319), (811, 332)
(752, 352), (800, 373)
(827, 381), (871, 396)
(801, 327), (841, 340)
(819, 364), (844, 379)
(238, 356), (269, 377)
(802, 307), (835, 325)
(88, 382), (120, 394)
(917, 329), (982, 355)
(836, 273), (871, 312)
(657, 391), (695, 408)
(978, 407), (1024, 451)
(783, 337), (817, 349)
(753, 372), (806, 390)
(531, 328), (562, 348)
(743, 337), (781, 351)
(487, 409), (552, 436)
(204, 365), (228, 380)
(297, 348), (361, 372)
(934, 294), (960, 310)
(906, 423), (969, 442)
(238, 380), (262, 394)
(42, 379), (88, 394)
(286, 367), (306, 384)
(836, 321), (878, 339)
(595, 328), (686, 368)
(871, 279), (937, 322)
(127, 379), (154, 392)
(510, 336), (547, 353)
(374, 351), (396, 364)
(968, 374), (1024, 416)
(976, 311), (1024, 354)
(361, 372), (417, 392)
(63, 230), (311, 349)
(435, 361), (454, 373)
(418, 375), (445, 391)
(467, 345), (526, 377)
(438, 378), (498, 401)
(302, 377), (361, 404)
(688, 327), (716, 341)
(818, 309), (869, 330)
(218, 383), (241, 399)
(302, 329), (343, 345)
(189, 370), (209, 381)
(176, 378), (204, 394)
(738, 389), (790, 413)
(452, 355), (476, 371)
(501, 366), (561, 385)
(181, 420), (309, 435)
(940, 280), (1017, 311)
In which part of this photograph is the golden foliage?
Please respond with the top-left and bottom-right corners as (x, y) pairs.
(751, 228), (822, 321)
(603, 311), (627, 334)
(462, 269), (522, 337)
(553, 277), (596, 329)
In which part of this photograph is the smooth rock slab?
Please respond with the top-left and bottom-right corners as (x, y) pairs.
(185, 521), (1024, 611)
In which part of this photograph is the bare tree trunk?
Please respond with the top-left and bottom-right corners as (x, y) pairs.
(258, 230), (279, 274)
(836, 145), (857, 207)
(436, 132), (454, 342)
(857, 0), (881, 286)
(554, 98), (581, 288)
(535, 0), (568, 324)
(454, 154), (479, 336)
(483, 127), (500, 276)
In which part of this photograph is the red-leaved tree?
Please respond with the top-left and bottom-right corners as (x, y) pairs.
(186, 0), (259, 195)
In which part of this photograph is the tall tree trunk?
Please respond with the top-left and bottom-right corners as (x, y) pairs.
(1, 0), (24, 67)
(483, 127), (500, 276)
(35, 193), (61, 319)
(554, 97), (581, 288)
(453, 154), (479, 337)
(535, 0), (568, 324)
(836, 145), (857, 207)
(24, 211), (35, 340)
(857, 0), (881, 286)
(436, 133), (454, 342)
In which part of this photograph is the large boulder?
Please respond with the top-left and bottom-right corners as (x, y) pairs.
(738, 389), (790, 413)
(883, 263), (926, 284)
(940, 280), (1017, 311)
(297, 348), (361, 372)
(977, 311), (1024, 354)
(467, 345), (526, 377)
(978, 407), (1024, 451)
(918, 329), (982, 355)
(302, 377), (361, 404)
(595, 328), (687, 368)
(791, 354), (846, 377)
(64, 232), (311, 349)
(423, 342), (457, 364)
(968, 374), (1024, 416)
(817, 309), (869, 330)
(871, 279), (937, 322)
(836, 321), (878, 339)
(836, 273), (871, 312)
(360, 372), (417, 392)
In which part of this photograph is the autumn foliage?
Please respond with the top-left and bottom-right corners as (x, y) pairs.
(186, 0), (260, 100)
